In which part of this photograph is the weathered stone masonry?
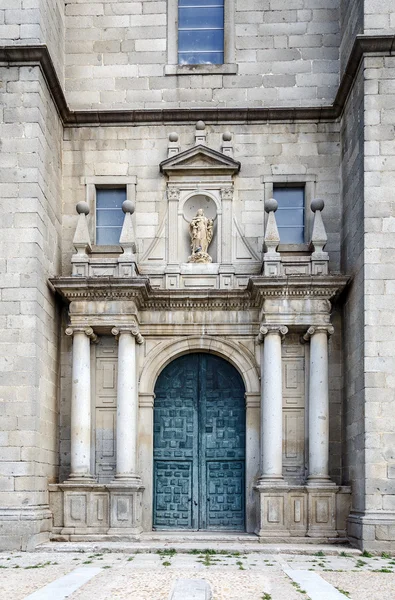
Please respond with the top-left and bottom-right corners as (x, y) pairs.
(0, 1), (395, 551)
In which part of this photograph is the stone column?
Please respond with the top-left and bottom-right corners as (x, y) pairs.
(257, 325), (288, 483)
(65, 326), (97, 481)
(111, 325), (143, 483)
(108, 323), (144, 536)
(303, 325), (334, 485)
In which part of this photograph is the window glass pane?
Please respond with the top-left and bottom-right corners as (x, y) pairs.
(96, 188), (126, 209)
(179, 0), (222, 6)
(273, 187), (305, 244)
(96, 227), (123, 245)
(178, 51), (224, 65)
(96, 187), (126, 245)
(96, 209), (125, 227)
(178, 0), (224, 65)
(178, 29), (224, 52)
(179, 7), (224, 28)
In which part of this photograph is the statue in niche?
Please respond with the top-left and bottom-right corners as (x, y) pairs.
(188, 208), (214, 263)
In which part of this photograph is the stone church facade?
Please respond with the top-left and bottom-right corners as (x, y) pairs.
(0, 1), (395, 552)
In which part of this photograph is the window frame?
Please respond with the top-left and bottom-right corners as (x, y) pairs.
(261, 175), (316, 250)
(165, 0), (236, 75)
(81, 176), (137, 250)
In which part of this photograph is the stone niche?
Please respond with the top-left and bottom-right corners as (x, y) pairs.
(155, 144), (244, 289)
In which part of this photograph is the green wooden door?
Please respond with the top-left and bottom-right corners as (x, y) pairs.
(153, 353), (245, 530)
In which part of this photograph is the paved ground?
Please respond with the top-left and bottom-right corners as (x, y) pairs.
(1, 547), (395, 599)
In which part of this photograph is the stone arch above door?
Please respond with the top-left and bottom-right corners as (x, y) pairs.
(139, 335), (260, 400)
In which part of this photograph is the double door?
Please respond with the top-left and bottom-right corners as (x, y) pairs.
(153, 353), (245, 530)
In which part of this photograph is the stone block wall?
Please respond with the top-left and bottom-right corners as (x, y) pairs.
(340, 63), (365, 518)
(64, 0), (340, 109)
(0, 0), (65, 81)
(0, 65), (63, 549)
(362, 54), (395, 548)
(62, 122), (341, 275)
(364, 1), (395, 34)
(340, 0), (363, 76)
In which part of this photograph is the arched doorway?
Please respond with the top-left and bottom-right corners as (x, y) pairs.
(153, 353), (246, 531)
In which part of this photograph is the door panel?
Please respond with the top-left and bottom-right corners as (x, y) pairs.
(153, 353), (245, 531)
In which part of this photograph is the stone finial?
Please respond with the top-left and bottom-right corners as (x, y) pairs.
(222, 131), (233, 157)
(168, 131), (179, 157)
(73, 201), (91, 255)
(262, 198), (281, 276)
(264, 199), (280, 251)
(310, 198), (329, 275)
(118, 200), (138, 277)
(195, 120), (207, 145)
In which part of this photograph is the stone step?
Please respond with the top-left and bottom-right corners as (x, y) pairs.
(37, 538), (359, 556)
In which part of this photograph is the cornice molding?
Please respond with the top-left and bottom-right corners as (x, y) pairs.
(49, 274), (349, 310)
(1, 35), (394, 126)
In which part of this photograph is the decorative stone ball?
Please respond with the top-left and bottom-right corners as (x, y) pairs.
(311, 198), (325, 213)
(196, 120), (206, 130)
(76, 201), (90, 215)
(122, 200), (135, 214)
(222, 131), (232, 142)
(265, 198), (278, 213)
(169, 132), (178, 142)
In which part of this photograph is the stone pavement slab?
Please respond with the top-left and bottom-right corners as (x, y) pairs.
(169, 578), (212, 600)
(23, 567), (102, 600)
(283, 569), (347, 600)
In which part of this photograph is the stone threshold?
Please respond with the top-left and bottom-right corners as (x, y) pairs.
(37, 539), (359, 556)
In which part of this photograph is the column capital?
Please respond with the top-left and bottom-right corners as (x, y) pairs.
(65, 326), (98, 343)
(112, 324), (144, 345)
(220, 187), (233, 201)
(257, 324), (288, 343)
(303, 324), (334, 342)
(167, 186), (180, 201)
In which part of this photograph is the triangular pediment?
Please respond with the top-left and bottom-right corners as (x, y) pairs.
(160, 145), (241, 175)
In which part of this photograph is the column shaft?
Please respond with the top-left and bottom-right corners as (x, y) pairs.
(115, 330), (139, 481)
(69, 330), (94, 480)
(308, 328), (332, 483)
(260, 327), (286, 481)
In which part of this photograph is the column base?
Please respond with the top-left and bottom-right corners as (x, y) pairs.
(307, 476), (336, 488)
(67, 474), (97, 484)
(255, 484), (351, 540)
(107, 481), (144, 534)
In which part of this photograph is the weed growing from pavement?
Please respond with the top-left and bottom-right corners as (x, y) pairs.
(157, 548), (176, 557)
(362, 550), (373, 558)
(381, 552), (391, 559)
(314, 551), (325, 557)
(127, 556), (134, 561)
(335, 588), (350, 597)
(162, 561), (171, 567)
(372, 568), (393, 573)
(24, 562), (51, 569)
(290, 581), (307, 595)
(236, 560), (245, 570)
(262, 594), (272, 600)
(340, 551), (351, 557)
